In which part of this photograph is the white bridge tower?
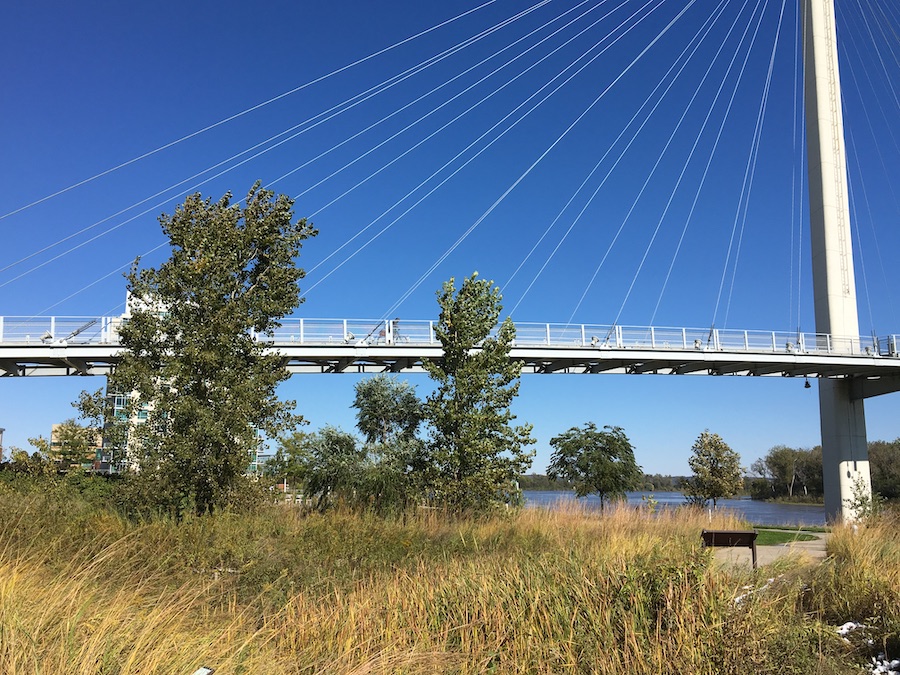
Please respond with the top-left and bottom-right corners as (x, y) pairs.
(803, 0), (872, 519)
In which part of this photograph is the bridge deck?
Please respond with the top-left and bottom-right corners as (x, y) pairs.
(2, 318), (899, 396)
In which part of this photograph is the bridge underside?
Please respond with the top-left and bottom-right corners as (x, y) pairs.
(3, 344), (900, 400)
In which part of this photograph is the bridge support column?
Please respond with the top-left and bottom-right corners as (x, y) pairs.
(803, 0), (871, 520)
(819, 379), (870, 520)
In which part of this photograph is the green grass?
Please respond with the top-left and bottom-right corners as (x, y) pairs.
(754, 529), (820, 546)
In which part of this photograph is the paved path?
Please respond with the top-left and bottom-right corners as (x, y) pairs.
(713, 531), (829, 568)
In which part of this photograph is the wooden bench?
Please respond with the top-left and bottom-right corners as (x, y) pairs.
(701, 529), (758, 569)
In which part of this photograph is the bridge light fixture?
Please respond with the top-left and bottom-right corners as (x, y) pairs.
(804, 378), (811, 389)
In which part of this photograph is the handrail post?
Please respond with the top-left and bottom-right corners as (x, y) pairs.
(429, 321), (435, 344)
(771, 332), (777, 352)
(299, 318), (304, 343)
(744, 331), (749, 351)
(615, 325), (623, 348)
(546, 323), (551, 346)
(581, 325), (586, 347)
(682, 327), (686, 349)
(713, 329), (721, 351)
(50, 317), (56, 340)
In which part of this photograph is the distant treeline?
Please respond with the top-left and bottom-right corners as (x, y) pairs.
(518, 473), (687, 492)
(523, 437), (900, 503)
(749, 439), (900, 502)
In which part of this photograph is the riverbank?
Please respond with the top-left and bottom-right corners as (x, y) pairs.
(1, 488), (897, 673)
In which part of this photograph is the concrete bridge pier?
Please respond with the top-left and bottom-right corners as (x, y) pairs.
(819, 380), (871, 520)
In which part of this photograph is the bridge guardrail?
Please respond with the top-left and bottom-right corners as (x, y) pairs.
(0, 316), (119, 345)
(0, 317), (894, 358)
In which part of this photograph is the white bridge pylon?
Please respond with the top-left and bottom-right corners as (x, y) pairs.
(2, 317), (899, 397)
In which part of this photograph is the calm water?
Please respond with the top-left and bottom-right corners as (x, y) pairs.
(523, 490), (827, 527)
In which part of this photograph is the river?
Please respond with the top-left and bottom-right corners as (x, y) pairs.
(523, 490), (827, 527)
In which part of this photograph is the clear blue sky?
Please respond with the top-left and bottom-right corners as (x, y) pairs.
(1, 0), (898, 474)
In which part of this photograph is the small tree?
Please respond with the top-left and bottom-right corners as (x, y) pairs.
(267, 430), (315, 489)
(422, 273), (535, 511)
(279, 427), (364, 511)
(762, 445), (800, 498)
(750, 445), (823, 500)
(547, 423), (642, 510)
(351, 375), (427, 510)
(352, 375), (422, 445)
(5, 446), (53, 477)
(51, 419), (96, 471)
(74, 389), (130, 472)
(683, 430), (743, 508)
(96, 183), (316, 516)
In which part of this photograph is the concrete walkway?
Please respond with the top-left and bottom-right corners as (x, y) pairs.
(713, 531), (830, 568)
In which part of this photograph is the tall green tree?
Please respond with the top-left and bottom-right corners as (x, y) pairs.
(683, 430), (743, 508)
(547, 423), (642, 510)
(422, 273), (535, 511)
(96, 183), (316, 515)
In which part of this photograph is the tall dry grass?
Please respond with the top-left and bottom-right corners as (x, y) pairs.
(0, 487), (890, 674)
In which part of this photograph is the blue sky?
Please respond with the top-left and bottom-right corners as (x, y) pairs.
(1, 0), (898, 474)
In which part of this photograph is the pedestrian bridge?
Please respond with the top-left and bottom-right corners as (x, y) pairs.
(2, 316), (899, 398)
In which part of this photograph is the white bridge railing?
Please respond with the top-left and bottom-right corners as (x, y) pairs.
(1, 316), (897, 358)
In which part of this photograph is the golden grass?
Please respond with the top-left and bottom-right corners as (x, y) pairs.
(0, 490), (892, 674)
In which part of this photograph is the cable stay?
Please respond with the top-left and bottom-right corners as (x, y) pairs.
(650, 0), (776, 325)
(379, 0), (697, 321)
(303, 0), (665, 299)
(291, 0), (607, 212)
(721, 0), (786, 329)
(0, 1), (549, 281)
(710, 0), (780, 329)
(0, 0), (506, 222)
(507, 0), (733, 318)
(617, 0), (784, 329)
